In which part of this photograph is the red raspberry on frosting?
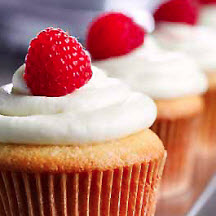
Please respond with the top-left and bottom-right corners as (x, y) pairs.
(154, 0), (199, 25)
(86, 12), (146, 60)
(24, 27), (92, 97)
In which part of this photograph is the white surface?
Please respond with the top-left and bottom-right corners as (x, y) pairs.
(187, 175), (216, 216)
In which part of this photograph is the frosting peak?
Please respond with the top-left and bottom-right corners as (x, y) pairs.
(0, 65), (157, 145)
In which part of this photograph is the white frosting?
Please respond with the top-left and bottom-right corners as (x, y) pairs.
(199, 5), (216, 29)
(12, 64), (31, 95)
(153, 23), (216, 71)
(94, 36), (207, 99)
(0, 65), (156, 145)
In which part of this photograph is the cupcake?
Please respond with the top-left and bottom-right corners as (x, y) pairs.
(0, 27), (166, 216)
(199, 0), (216, 29)
(86, 12), (207, 198)
(153, 0), (216, 155)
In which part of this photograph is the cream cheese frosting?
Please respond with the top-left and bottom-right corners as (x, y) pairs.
(0, 65), (157, 145)
(199, 5), (216, 29)
(153, 22), (216, 71)
(94, 36), (208, 99)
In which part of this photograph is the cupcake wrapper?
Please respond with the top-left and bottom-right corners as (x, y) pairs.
(199, 89), (216, 154)
(151, 116), (199, 198)
(0, 154), (166, 216)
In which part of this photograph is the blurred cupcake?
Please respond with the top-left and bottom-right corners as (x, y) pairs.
(0, 27), (166, 216)
(153, 0), (216, 155)
(199, 0), (216, 29)
(86, 12), (207, 198)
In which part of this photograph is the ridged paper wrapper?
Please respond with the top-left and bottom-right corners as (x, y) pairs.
(199, 89), (216, 155)
(0, 153), (166, 216)
(151, 116), (199, 198)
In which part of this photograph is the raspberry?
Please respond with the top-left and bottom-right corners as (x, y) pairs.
(86, 12), (146, 60)
(199, 0), (216, 4)
(24, 27), (92, 97)
(154, 0), (199, 25)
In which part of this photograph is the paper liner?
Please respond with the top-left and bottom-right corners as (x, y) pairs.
(0, 154), (166, 216)
(199, 89), (216, 155)
(151, 116), (199, 198)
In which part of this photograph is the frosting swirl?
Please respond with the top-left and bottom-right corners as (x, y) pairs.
(0, 65), (156, 145)
(94, 36), (207, 99)
(153, 23), (216, 71)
